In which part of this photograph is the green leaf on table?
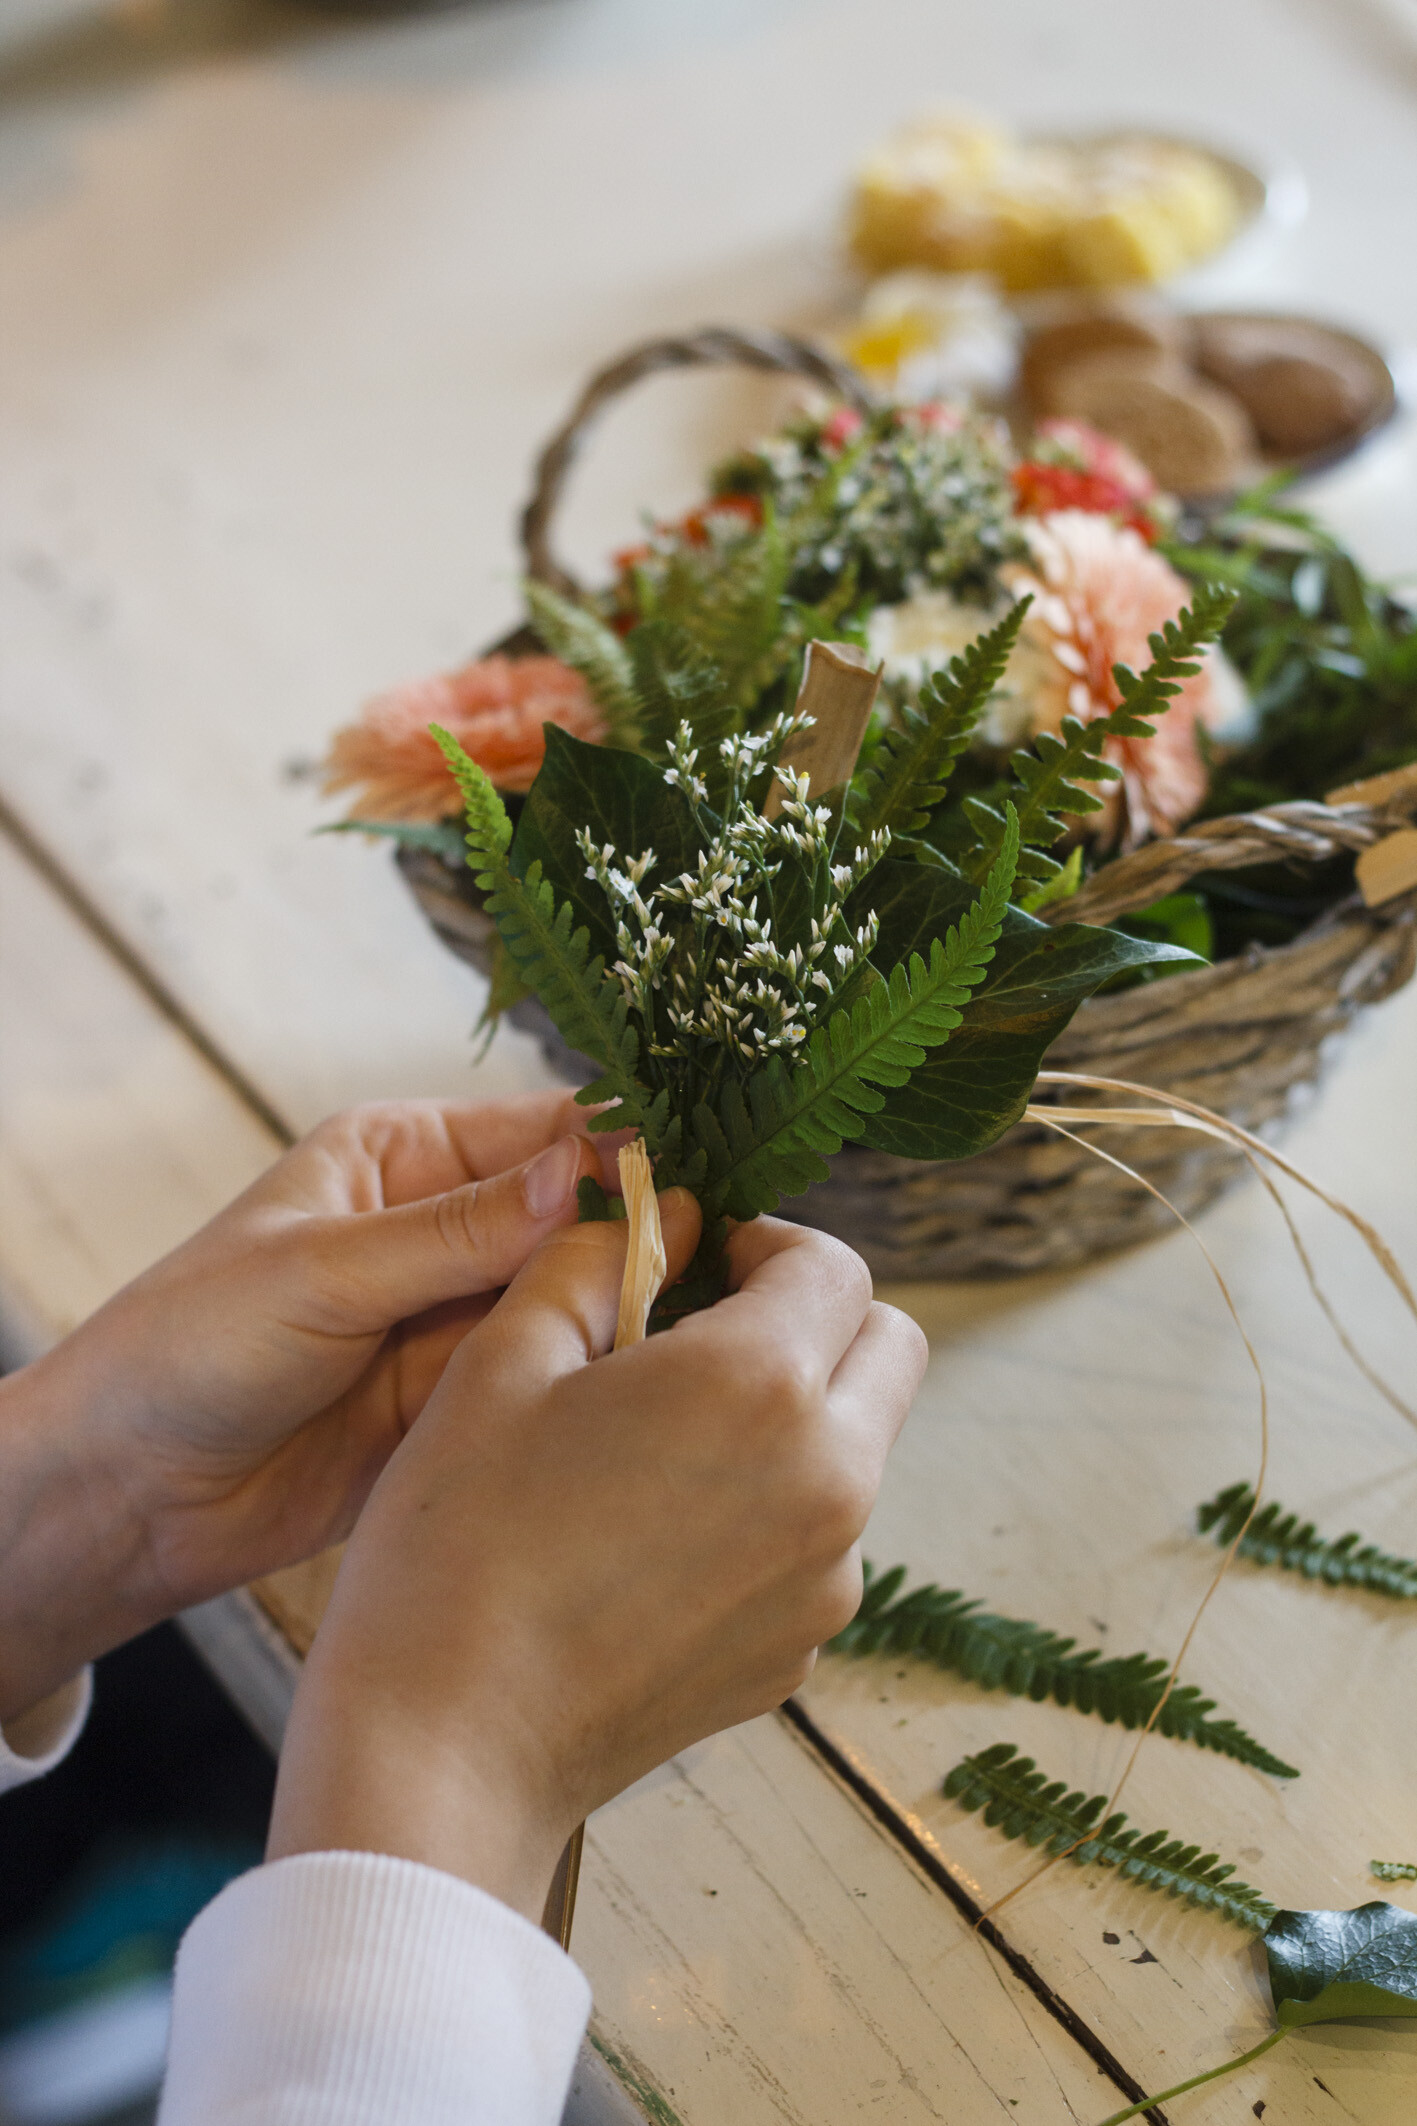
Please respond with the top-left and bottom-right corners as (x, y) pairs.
(850, 859), (1200, 1161)
(943, 1742), (1277, 1930)
(1373, 1861), (1417, 1884)
(1198, 1482), (1417, 1599)
(1266, 1902), (1417, 2027)
(835, 1564), (1298, 1776)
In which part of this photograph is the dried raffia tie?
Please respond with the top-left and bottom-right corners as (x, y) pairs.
(978, 1071), (1416, 1926)
(540, 1139), (667, 1951)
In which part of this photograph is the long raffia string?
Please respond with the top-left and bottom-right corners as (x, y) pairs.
(975, 1117), (1271, 1924)
(978, 1072), (1415, 1925)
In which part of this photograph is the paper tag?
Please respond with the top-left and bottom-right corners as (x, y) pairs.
(1356, 829), (1417, 909)
(764, 640), (882, 819)
(614, 1139), (667, 1349)
(1325, 761), (1417, 809)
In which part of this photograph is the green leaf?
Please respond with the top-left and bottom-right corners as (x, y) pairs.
(849, 600), (1030, 845)
(524, 580), (642, 745)
(943, 1742), (1276, 1931)
(835, 1564), (1298, 1777)
(696, 818), (1020, 1218)
(433, 726), (660, 1138)
(959, 585), (1237, 890)
(318, 818), (468, 861)
(511, 725), (705, 965)
(1198, 1482), (1417, 1599)
(853, 859), (1199, 1160)
(1373, 1862), (1417, 1884)
(1267, 1903), (1417, 2028)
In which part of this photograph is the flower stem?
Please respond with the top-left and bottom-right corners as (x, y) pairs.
(1095, 2027), (1287, 2126)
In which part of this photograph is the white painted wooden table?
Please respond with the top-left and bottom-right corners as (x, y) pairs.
(3, 1), (1417, 2119)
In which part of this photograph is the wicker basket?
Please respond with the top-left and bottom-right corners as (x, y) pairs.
(396, 327), (1417, 1277)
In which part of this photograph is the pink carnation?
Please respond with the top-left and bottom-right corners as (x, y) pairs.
(1004, 511), (1228, 848)
(324, 654), (606, 819)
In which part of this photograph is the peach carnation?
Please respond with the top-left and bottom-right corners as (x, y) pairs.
(324, 654), (606, 820)
(1003, 510), (1233, 849)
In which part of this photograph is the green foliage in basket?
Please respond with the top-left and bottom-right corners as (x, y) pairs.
(1198, 1481), (1417, 1598)
(1169, 483), (1417, 819)
(430, 604), (1220, 1292)
(833, 1562), (1298, 1776)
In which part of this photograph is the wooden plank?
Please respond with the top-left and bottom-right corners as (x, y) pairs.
(799, 972), (1417, 2122)
(0, 826), (282, 1359)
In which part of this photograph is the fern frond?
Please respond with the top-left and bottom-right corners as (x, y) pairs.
(523, 581), (642, 745)
(651, 511), (793, 712)
(850, 600), (1030, 846)
(697, 814), (1019, 1217)
(432, 726), (660, 1137)
(943, 1742), (1276, 1930)
(961, 586), (1237, 891)
(1198, 1482), (1417, 1599)
(626, 622), (736, 759)
(834, 1565), (1298, 1777)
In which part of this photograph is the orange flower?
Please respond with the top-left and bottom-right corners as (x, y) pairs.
(1004, 510), (1233, 849)
(323, 654), (606, 819)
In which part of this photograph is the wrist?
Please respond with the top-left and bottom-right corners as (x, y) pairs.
(267, 1648), (572, 1926)
(0, 1357), (157, 1723)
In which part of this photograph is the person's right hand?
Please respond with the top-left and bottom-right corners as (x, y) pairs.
(267, 1208), (926, 1923)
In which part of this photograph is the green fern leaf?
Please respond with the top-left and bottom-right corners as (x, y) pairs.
(523, 580), (642, 745)
(944, 1742), (1277, 1930)
(851, 599), (1030, 845)
(696, 813), (1019, 1217)
(962, 586), (1237, 890)
(432, 726), (660, 1136)
(626, 621), (736, 759)
(835, 1564), (1298, 1777)
(1198, 1482), (1417, 1599)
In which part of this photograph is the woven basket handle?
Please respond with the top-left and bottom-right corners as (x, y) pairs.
(519, 326), (873, 597)
(1056, 796), (1417, 928)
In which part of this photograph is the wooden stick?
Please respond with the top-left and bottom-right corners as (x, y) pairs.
(763, 640), (881, 818)
(540, 1141), (666, 1948)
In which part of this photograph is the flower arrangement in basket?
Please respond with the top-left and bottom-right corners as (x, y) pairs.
(325, 328), (1417, 1277)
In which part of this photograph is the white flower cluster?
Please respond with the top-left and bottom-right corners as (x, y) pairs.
(577, 723), (887, 1067)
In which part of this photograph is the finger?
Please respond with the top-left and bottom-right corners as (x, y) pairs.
(468, 1188), (701, 1400)
(295, 1134), (603, 1329)
(695, 1218), (874, 1385)
(825, 1301), (928, 1480)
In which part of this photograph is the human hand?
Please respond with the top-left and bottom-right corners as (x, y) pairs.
(0, 1090), (613, 1723)
(267, 1211), (927, 1922)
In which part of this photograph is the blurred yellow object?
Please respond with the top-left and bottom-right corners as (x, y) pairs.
(849, 114), (1240, 291)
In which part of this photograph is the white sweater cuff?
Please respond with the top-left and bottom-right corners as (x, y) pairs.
(0, 1669), (92, 1793)
(159, 1850), (592, 2126)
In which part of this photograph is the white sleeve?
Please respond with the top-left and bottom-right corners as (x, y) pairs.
(0, 1670), (92, 1794)
(159, 1850), (592, 2126)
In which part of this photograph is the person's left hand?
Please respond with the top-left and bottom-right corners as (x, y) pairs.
(0, 1090), (610, 1724)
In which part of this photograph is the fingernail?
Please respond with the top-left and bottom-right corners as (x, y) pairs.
(524, 1136), (582, 1220)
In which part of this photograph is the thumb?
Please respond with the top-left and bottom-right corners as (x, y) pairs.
(468, 1188), (702, 1402)
(300, 1135), (603, 1329)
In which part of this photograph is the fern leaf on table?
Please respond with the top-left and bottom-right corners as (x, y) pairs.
(695, 813), (1019, 1218)
(849, 600), (1029, 846)
(944, 1742), (1277, 1930)
(1198, 1482), (1417, 1599)
(834, 1564), (1299, 1778)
